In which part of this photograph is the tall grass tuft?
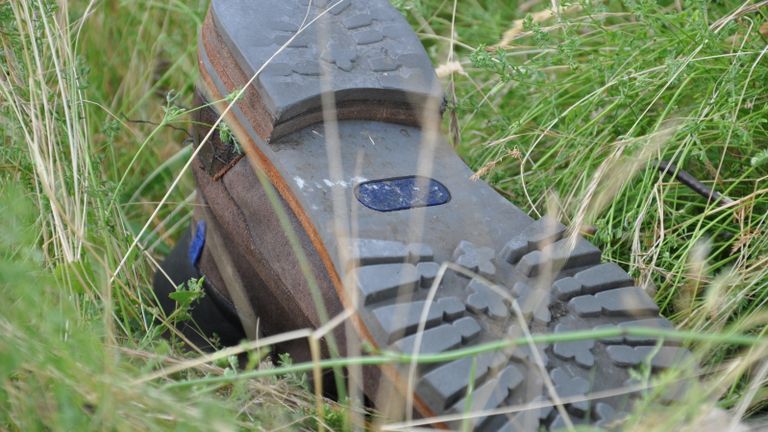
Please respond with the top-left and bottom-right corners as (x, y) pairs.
(0, 1), (324, 430)
(0, 1), (90, 263)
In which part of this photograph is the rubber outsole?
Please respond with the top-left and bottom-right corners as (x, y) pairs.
(173, 0), (697, 429)
(205, 0), (441, 147)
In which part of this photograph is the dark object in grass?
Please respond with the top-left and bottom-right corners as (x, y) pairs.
(152, 225), (246, 350)
(657, 160), (735, 206)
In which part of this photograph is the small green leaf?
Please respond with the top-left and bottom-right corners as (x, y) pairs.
(168, 289), (199, 304)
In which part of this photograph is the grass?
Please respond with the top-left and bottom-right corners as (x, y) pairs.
(0, 0), (766, 430)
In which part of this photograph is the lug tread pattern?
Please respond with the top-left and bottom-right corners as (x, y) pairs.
(211, 0), (440, 126)
(347, 226), (690, 431)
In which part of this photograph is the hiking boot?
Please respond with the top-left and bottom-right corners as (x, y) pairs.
(153, 0), (695, 428)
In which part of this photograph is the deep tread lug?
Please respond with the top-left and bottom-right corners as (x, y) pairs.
(420, 352), (507, 409)
(394, 316), (481, 354)
(416, 262), (440, 288)
(449, 365), (525, 428)
(549, 367), (591, 415)
(500, 217), (566, 264)
(606, 345), (691, 369)
(453, 240), (496, 277)
(575, 262), (634, 295)
(595, 318), (676, 345)
(517, 237), (601, 277)
(355, 263), (418, 305)
(553, 323), (595, 368)
(569, 287), (659, 318)
(372, 297), (465, 343)
(465, 278), (509, 320)
(351, 238), (408, 265)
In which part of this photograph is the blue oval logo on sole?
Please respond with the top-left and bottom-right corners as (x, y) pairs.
(354, 176), (451, 212)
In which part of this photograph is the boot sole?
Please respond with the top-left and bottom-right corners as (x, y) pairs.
(193, 1), (693, 429)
